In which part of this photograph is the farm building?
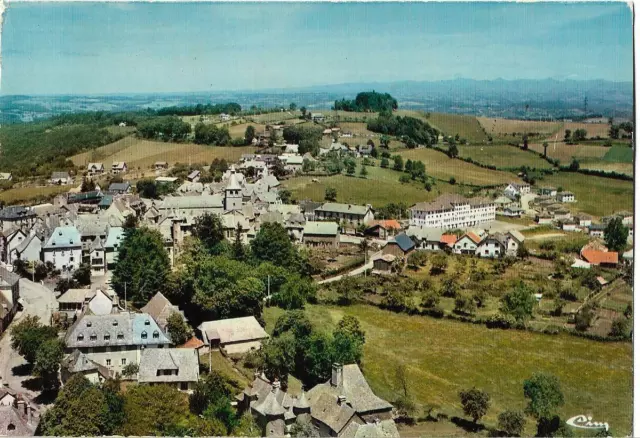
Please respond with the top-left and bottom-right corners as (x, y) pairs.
(314, 203), (374, 227)
(365, 220), (401, 240)
(382, 233), (415, 258)
(154, 161), (169, 170)
(556, 191), (576, 203)
(406, 227), (444, 251)
(87, 163), (104, 176)
(302, 221), (339, 248)
(373, 254), (396, 272)
(187, 170), (201, 182)
(198, 316), (269, 355)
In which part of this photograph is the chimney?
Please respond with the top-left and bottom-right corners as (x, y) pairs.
(16, 400), (25, 415)
(337, 395), (347, 406)
(331, 363), (343, 388)
(27, 404), (32, 425)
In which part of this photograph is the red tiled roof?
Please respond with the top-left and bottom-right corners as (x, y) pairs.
(581, 250), (619, 265)
(440, 234), (457, 246)
(465, 232), (482, 244)
(179, 336), (205, 349)
(368, 220), (401, 230)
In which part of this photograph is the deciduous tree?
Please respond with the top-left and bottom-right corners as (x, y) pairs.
(459, 388), (490, 424)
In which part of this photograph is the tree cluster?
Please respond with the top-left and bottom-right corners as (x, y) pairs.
(156, 103), (242, 116)
(193, 123), (231, 146)
(367, 113), (438, 147)
(137, 116), (191, 142)
(333, 91), (398, 112)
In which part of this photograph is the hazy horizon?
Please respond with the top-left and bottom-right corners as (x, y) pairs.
(1, 2), (633, 95)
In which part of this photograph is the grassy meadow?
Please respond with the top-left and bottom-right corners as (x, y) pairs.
(477, 117), (562, 138)
(397, 148), (515, 185)
(529, 142), (610, 164)
(264, 304), (632, 436)
(457, 145), (553, 169)
(0, 184), (71, 205)
(71, 136), (253, 169)
(400, 111), (488, 144)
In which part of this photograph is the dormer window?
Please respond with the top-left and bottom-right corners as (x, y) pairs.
(86, 321), (92, 327)
(141, 331), (147, 339)
(77, 334), (84, 341)
(104, 334), (110, 341)
(144, 319), (150, 326)
(90, 333), (97, 341)
(112, 320), (118, 326)
(153, 330), (159, 339)
(117, 332), (124, 340)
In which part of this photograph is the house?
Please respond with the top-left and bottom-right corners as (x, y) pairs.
(284, 144), (299, 154)
(87, 163), (104, 176)
(538, 187), (558, 197)
(187, 170), (201, 183)
(502, 207), (523, 217)
(323, 128), (333, 135)
(6, 229), (28, 265)
(536, 212), (554, 225)
(506, 230), (525, 256)
(0, 173), (12, 181)
(575, 213), (593, 228)
(138, 348), (200, 392)
(61, 350), (114, 385)
(356, 144), (373, 157)
(57, 287), (117, 317)
(198, 316), (269, 355)
(9, 234), (42, 265)
(154, 161), (169, 170)
(504, 181), (530, 197)
(299, 200), (323, 222)
(50, 171), (73, 185)
(68, 191), (103, 205)
(111, 162), (128, 174)
(238, 363), (397, 438)
(406, 227), (444, 251)
(475, 234), (507, 258)
(64, 312), (172, 374)
(155, 176), (178, 185)
(372, 254), (396, 272)
(108, 182), (131, 195)
(453, 232), (482, 255)
(494, 196), (517, 211)
(580, 248), (619, 267)
(440, 234), (457, 249)
(0, 268), (21, 336)
(98, 195), (113, 210)
(220, 113), (231, 121)
(381, 234), (415, 258)
(43, 226), (82, 272)
(302, 221), (339, 248)
(364, 220), (401, 240)
(314, 203), (375, 227)
(281, 155), (304, 173)
(0, 396), (39, 436)
(140, 292), (186, 334)
(410, 194), (495, 228)
(85, 237), (106, 276)
(556, 191), (576, 203)
(104, 227), (125, 270)
(559, 219), (577, 232)
(588, 224), (606, 238)
(311, 113), (325, 122)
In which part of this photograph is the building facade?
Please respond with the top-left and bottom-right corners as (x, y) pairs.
(410, 194), (495, 229)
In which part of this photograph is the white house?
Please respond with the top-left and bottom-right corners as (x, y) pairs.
(104, 227), (125, 270)
(453, 232), (482, 255)
(138, 348), (200, 392)
(87, 163), (104, 176)
(42, 226), (82, 272)
(51, 171), (73, 185)
(405, 227), (444, 251)
(556, 191), (576, 203)
(111, 162), (128, 175)
(504, 182), (530, 197)
(0, 173), (12, 181)
(281, 155), (304, 173)
(410, 194), (495, 229)
(9, 235), (42, 265)
(311, 113), (325, 122)
(314, 203), (375, 226)
(5, 229), (28, 265)
(475, 235), (506, 258)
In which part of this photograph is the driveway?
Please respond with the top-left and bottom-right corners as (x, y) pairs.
(318, 250), (382, 285)
(521, 193), (538, 216)
(0, 279), (57, 402)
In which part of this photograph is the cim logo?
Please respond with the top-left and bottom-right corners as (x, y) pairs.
(566, 415), (609, 432)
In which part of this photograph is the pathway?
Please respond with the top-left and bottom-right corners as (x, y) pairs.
(317, 250), (382, 285)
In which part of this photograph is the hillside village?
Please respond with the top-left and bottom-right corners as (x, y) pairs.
(0, 105), (633, 437)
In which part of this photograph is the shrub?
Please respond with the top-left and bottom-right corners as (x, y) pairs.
(486, 314), (516, 329)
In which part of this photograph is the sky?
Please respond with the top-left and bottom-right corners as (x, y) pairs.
(0, 1), (634, 95)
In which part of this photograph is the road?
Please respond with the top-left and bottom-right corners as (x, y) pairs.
(318, 250), (382, 285)
(0, 279), (57, 401)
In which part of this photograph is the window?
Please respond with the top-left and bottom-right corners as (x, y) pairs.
(144, 319), (150, 326)
(113, 320), (118, 326)
(90, 334), (97, 341)
(153, 330), (159, 339)
(121, 358), (127, 365)
(106, 359), (111, 366)
(7, 424), (15, 431)
(104, 334), (110, 341)
(180, 382), (189, 391)
(77, 334), (84, 341)
(86, 321), (92, 327)
(141, 331), (147, 339)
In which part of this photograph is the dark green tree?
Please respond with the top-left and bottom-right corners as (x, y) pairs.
(244, 125), (256, 145)
(11, 315), (57, 364)
(193, 213), (226, 255)
(166, 311), (191, 345)
(251, 222), (295, 268)
(604, 216), (629, 252)
(498, 410), (526, 436)
(500, 282), (536, 324)
(459, 388), (490, 424)
(111, 227), (171, 306)
(523, 373), (564, 420)
(72, 262), (91, 286)
(121, 384), (191, 436)
(33, 338), (64, 390)
(325, 187), (337, 201)
(232, 222), (246, 261)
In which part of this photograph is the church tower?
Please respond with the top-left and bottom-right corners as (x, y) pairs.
(225, 165), (242, 211)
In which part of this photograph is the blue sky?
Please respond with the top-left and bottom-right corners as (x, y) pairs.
(1, 1), (633, 95)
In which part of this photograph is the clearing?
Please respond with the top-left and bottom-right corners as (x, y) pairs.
(397, 148), (515, 186)
(457, 145), (552, 169)
(71, 136), (253, 169)
(542, 172), (633, 217)
(264, 304), (632, 435)
(402, 111), (488, 144)
(529, 142), (609, 164)
(477, 117), (562, 138)
(282, 165), (459, 208)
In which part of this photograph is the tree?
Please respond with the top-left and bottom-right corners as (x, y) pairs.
(359, 165), (368, 178)
(300, 107), (307, 119)
(564, 129), (571, 142)
(568, 157), (580, 171)
(121, 384), (191, 436)
(244, 125), (256, 145)
(273, 277), (316, 310)
(335, 315), (366, 345)
(392, 155), (403, 171)
(522, 134), (529, 150)
(380, 135), (391, 148)
(394, 365), (418, 421)
(380, 157), (389, 168)
(72, 262), (91, 286)
(122, 363), (139, 378)
(430, 253), (448, 274)
(574, 303), (595, 332)
(11, 315), (57, 364)
(610, 316), (630, 337)
(33, 338), (63, 390)
(81, 177), (94, 193)
(325, 187), (337, 202)
(111, 227), (171, 306)
(232, 413), (262, 437)
(232, 222), (245, 261)
(459, 388), (490, 424)
(346, 161), (356, 175)
(523, 373), (564, 420)
(251, 222), (295, 267)
(454, 294), (475, 316)
(500, 282), (536, 324)
(542, 142), (549, 157)
(290, 416), (320, 437)
(498, 410), (526, 436)
(572, 129), (587, 142)
(166, 312), (191, 345)
(289, 102), (297, 112)
(55, 277), (79, 295)
(193, 213), (226, 255)
(604, 216), (629, 252)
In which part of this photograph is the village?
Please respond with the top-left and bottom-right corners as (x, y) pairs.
(0, 120), (633, 437)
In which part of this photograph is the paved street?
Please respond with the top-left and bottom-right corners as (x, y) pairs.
(0, 279), (57, 402)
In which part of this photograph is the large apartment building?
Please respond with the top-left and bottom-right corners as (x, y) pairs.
(409, 194), (495, 229)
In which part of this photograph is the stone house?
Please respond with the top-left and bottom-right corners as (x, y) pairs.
(302, 222), (339, 249)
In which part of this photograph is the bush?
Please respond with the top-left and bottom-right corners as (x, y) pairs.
(454, 294), (475, 316)
(449, 177), (456, 185)
(485, 314), (516, 329)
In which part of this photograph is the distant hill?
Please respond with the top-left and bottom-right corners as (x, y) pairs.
(0, 78), (632, 123)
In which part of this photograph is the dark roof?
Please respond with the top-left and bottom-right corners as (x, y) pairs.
(98, 195), (113, 207)
(108, 182), (131, 192)
(68, 191), (102, 203)
(0, 206), (36, 221)
(392, 233), (415, 252)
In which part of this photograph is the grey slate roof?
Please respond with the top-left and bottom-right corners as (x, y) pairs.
(138, 348), (200, 384)
(391, 234), (415, 252)
(411, 194), (493, 213)
(316, 203), (370, 216)
(0, 206), (36, 221)
(63, 350), (113, 379)
(405, 226), (445, 242)
(140, 292), (184, 332)
(108, 182), (131, 193)
(303, 221), (338, 236)
(0, 405), (37, 436)
(198, 316), (268, 345)
(158, 195), (224, 210)
(65, 312), (171, 348)
(0, 267), (20, 288)
(44, 226), (81, 249)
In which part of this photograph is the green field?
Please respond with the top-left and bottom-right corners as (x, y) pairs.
(0, 184), (71, 205)
(542, 172), (634, 217)
(603, 145), (634, 163)
(264, 304), (632, 435)
(283, 165), (459, 208)
(398, 148), (515, 186)
(457, 145), (553, 169)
